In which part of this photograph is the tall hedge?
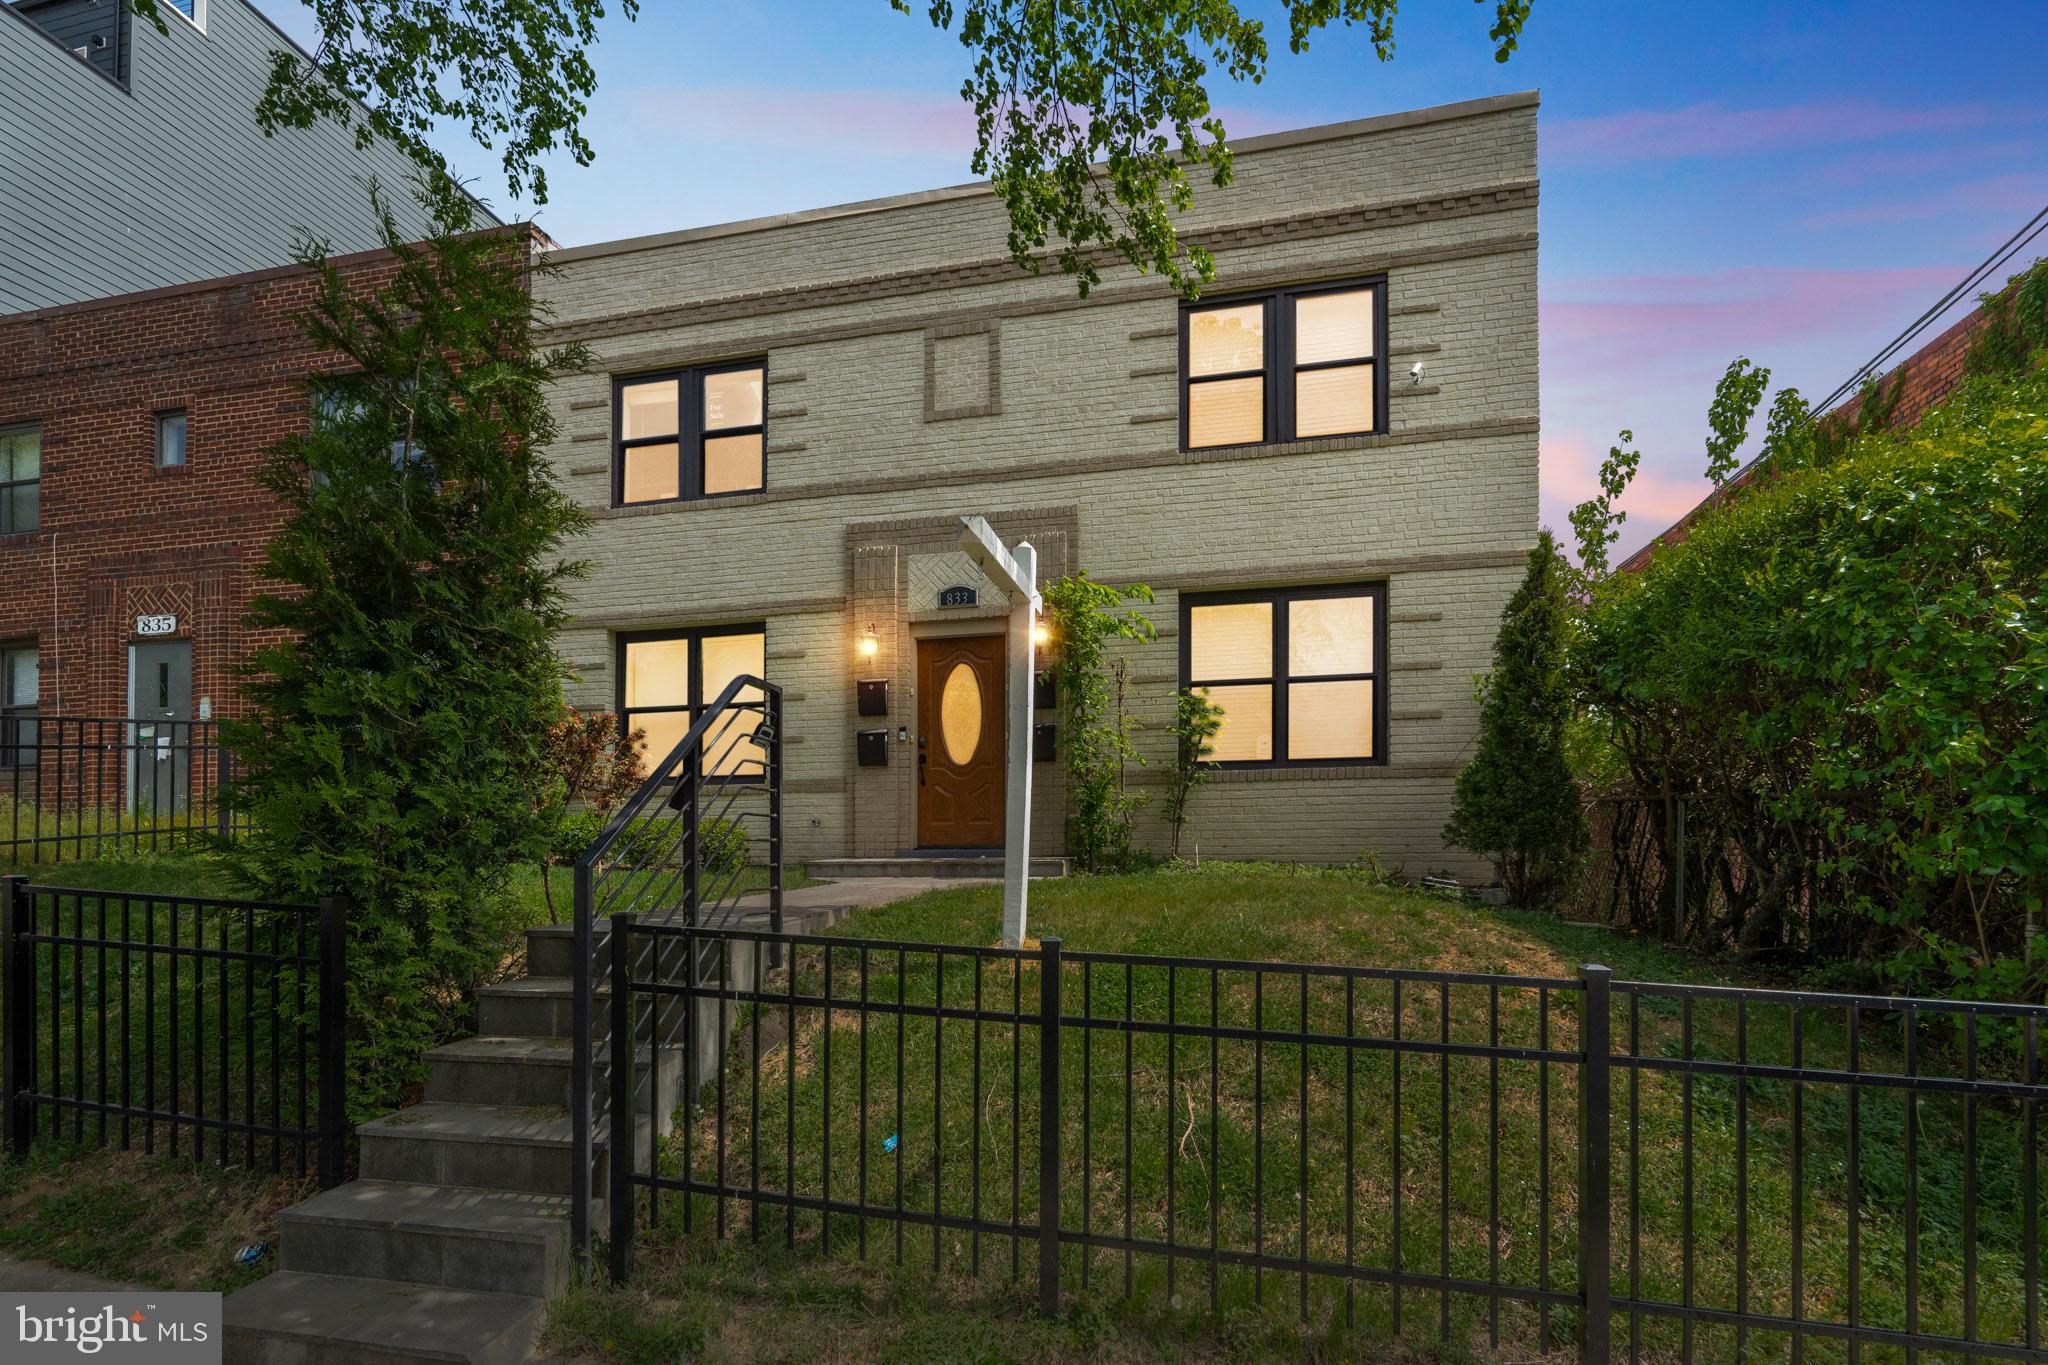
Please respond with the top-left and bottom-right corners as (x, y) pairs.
(1575, 362), (2047, 996)
(223, 185), (590, 1114)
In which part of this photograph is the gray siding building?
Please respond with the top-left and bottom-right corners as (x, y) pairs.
(1, 0), (486, 313)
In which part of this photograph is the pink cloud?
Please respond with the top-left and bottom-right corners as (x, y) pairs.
(1543, 264), (1962, 369)
(1798, 172), (2048, 229)
(1548, 99), (2011, 163)
(1541, 433), (1719, 565)
(623, 87), (979, 159)
(619, 88), (1309, 166)
(1809, 139), (2037, 187)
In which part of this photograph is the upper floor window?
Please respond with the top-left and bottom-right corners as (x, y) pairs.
(1, 642), (36, 768)
(156, 410), (188, 469)
(617, 624), (768, 777)
(615, 362), (765, 506)
(0, 425), (39, 534)
(1180, 280), (1384, 449)
(1181, 583), (1386, 767)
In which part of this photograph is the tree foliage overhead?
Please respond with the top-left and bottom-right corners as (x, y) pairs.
(135, 0), (1532, 292)
(222, 183), (591, 1114)
(900, 0), (1533, 295)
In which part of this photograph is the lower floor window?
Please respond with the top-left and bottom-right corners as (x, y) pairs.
(1180, 584), (1385, 766)
(616, 625), (766, 777)
(1, 642), (36, 768)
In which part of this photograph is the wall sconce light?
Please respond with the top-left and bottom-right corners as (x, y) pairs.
(857, 624), (880, 660)
(1032, 620), (1052, 649)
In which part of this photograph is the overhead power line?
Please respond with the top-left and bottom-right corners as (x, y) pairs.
(1814, 201), (2048, 416)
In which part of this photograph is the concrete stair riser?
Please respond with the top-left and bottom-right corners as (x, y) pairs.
(279, 1182), (586, 1299)
(356, 1103), (651, 1197)
(221, 1272), (543, 1365)
(426, 1036), (687, 1111)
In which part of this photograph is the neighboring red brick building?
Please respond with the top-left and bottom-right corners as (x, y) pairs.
(1, 250), (370, 730)
(0, 232), (538, 733)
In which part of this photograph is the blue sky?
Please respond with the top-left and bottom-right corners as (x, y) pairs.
(272, 1), (2048, 558)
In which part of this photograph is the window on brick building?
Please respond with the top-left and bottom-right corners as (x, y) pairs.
(614, 362), (766, 506)
(1181, 583), (1385, 766)
(156, 410), (188, 469)
(1, 643), (36, 768)
(1181, 280), (1385, 449)
(0, 426), (38, 534)
(616, 625), (767, 777)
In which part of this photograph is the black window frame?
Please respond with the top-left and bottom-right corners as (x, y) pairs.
(1, 640), (37, 769)
(612, 360), (768, 508)
(1178, 276), (1388, 451)
(1179, 582), (1389, 770)
(614, 623), (769, 781)
(0, 423), (40, 535)
(155, 409), (189, 469)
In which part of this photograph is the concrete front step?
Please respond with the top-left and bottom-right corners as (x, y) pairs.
(808, 856), (1066, 879)
(221, 1270), (543, 1365)
(426, 1033), (687, 1111)
(476, 977), (586, 1040)
(358, 1102), (642, 1198)
(280, 1180), (587, 1299)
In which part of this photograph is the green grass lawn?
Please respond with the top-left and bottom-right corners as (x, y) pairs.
(551, 864), (2031, 1365)
(0, 1146), (308, 1294)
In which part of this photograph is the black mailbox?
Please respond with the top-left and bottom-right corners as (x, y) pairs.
(857, 678), (890, 716)
(1033, 670), (1057, 710)
(1033, 723), (1057, 763)
(856, 729), (891, 766)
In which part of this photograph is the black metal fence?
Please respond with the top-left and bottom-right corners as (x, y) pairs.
(606, 923), (2048, 1363)
(1, 717), (249, 866)
(0, 876), (347, 1187)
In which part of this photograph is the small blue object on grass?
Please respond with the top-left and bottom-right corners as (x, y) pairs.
(234, 1243), (267, 1268)
(882, 1133), (899, 1154)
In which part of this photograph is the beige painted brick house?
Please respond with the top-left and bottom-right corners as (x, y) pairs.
(537, 90), (1539, 877)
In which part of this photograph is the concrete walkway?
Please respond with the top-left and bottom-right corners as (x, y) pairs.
(727, 874), (992, 933)
(0, 1253), (139, 1293)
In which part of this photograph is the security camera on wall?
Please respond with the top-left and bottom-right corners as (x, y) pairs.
(1409, 361), (1426, 385)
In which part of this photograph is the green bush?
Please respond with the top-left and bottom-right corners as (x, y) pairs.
(606, 814), (750, 876)
(221, 184), (591, 1117)
(1445, 531), (1587, 908)
(1575, 360), (2047, 995)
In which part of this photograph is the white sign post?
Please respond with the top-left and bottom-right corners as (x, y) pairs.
(957, 516), (1040, 948)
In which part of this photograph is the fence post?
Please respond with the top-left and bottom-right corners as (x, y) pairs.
(316, 896), (348, 1190)
(767, 689), (785, 971)
(1037, 935), (1062, 1318)
(1671, 798), (1687, 944)
(1578, 963), (1613, 1364)
(608, 911), (637, 1285)
(2, 875), (31, 1157)
(213, 729), (232, 844)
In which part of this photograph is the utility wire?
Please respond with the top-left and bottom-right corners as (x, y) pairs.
(1813, 201), (2048, 415)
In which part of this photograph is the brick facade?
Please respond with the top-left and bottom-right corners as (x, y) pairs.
(0, 247), (408, 724)
(538, 92), (1542, 875)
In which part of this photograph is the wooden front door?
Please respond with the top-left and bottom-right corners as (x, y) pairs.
(916, 635), (1006, 848)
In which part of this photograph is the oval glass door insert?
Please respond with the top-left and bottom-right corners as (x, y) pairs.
(940, 662), (984, 764)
